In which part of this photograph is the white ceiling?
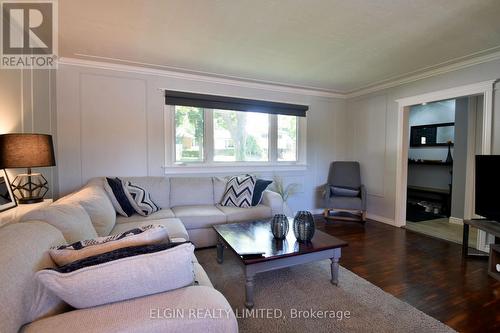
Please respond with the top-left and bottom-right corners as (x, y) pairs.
(59, 0), (500, 93)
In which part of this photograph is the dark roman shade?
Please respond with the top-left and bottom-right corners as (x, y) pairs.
(165, 90), (308, 117)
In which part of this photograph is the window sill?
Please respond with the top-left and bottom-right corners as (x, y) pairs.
(163, 163), (307, 175)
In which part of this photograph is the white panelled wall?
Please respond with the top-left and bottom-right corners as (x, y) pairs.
(56, 62), (348, 213)
(346, 58), (500, 224)
(0, 69), (57, 198)
(39, 55), (500, 222)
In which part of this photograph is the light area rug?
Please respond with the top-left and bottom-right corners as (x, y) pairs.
(195, 248), (455, 333)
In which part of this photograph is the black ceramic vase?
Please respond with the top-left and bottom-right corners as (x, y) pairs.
(271, 214), (289, 240)
(293, 211), (315, 242)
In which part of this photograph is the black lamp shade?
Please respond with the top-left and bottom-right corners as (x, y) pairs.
(0, 133), (56, 169)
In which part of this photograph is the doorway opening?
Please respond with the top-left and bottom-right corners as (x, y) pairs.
(404, 97), (481, 247)
(394, 80), (496, 252)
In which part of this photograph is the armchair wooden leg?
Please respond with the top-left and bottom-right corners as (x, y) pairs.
(324, 209), (331, 219)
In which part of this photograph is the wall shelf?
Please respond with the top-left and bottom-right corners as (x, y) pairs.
(408, 160), (453, 166)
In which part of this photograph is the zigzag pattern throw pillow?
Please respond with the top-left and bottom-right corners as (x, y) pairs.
(221, 175), (256, 208)
(123, 181), (159, 216)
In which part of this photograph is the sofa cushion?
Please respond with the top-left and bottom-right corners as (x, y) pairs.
(49, 225), (170, 266)
(0, 222), (67, 333)
(331, 186), (360, 197)
(59, 183), (116, 237)
(22, 286), (238, 333)
(217, 204), (272, 223)
(122, 177), (170, 209)
(116, 208), (175, 224)
(171, 205), (226, 229)
(111, 218), (189, 242)
(21, 203), (98, 243)
(213, 176), (229, 204)
(170, 177), (214, 206)
(36, 243), (195, 309)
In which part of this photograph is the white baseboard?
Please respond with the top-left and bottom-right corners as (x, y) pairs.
(448, 216), (464, 225)
(366, 213), (396, 226)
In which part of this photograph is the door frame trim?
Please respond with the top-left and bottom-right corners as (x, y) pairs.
(394, 80), (495, 234)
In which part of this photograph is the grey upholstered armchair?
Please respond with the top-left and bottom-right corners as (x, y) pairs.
(323, 161), (367, 222)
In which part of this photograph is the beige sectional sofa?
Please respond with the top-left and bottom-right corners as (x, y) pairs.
(0, 176), (283, 333)
(101, 176), (283, 247)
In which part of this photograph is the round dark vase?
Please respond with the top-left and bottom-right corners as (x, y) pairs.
(293, 211), (315, 242)
(271, 214), (289, 240)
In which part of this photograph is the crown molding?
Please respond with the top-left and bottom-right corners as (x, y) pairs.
(58, 48), (500, 100)
(395, 79), (496, 107)
(345, 49), (500, 98)
(57, 57), (345, 99)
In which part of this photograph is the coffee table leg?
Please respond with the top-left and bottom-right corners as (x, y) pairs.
(330, 248), (341, 286)
(217, 238), (224, 264)
(245, 273), (255, 309)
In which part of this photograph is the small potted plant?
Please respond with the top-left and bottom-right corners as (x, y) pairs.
(270, 175), (299, 217)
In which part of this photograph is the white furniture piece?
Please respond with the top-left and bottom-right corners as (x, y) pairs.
(0, 176), (283, 333)
(90, 176), (284, 248)
(0, 221), (237, 333)
(0, 199), (52, 228)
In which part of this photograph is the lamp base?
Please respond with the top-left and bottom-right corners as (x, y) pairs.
(18, 197), (44, 204)
(10, 171), (49, 205)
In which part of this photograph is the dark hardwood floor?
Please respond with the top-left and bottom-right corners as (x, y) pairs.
(316, 217), (500, 333)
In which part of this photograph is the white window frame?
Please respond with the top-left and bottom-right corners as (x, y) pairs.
(277, 114), (299, 162)
(164, 105), (307, 174)
(173, 105), (205, 164)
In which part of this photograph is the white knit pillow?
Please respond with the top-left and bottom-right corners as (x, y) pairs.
(36, 243), (195, 309)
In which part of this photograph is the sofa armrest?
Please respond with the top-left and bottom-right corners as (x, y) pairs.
(360, 184), (367, 211)
(22, 286), (238, 333)
(261, 190), (284, 215)
(321, 184), (331, 200)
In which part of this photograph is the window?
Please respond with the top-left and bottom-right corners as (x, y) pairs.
(166, 90), (307, 169)
(213, 110), (269, 162)
(174, 106), (204, 162)
(171, 107), (303, 166)
(277, 115), (297, 161)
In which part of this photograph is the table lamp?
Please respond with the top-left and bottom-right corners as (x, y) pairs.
(0, 133), (56, 204)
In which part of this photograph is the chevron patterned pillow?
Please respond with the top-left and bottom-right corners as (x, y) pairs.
(123, 181), (160, 216)
(221, 175), (256, 208)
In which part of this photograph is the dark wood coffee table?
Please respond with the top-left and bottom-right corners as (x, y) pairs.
(213, 219), (348, 308)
